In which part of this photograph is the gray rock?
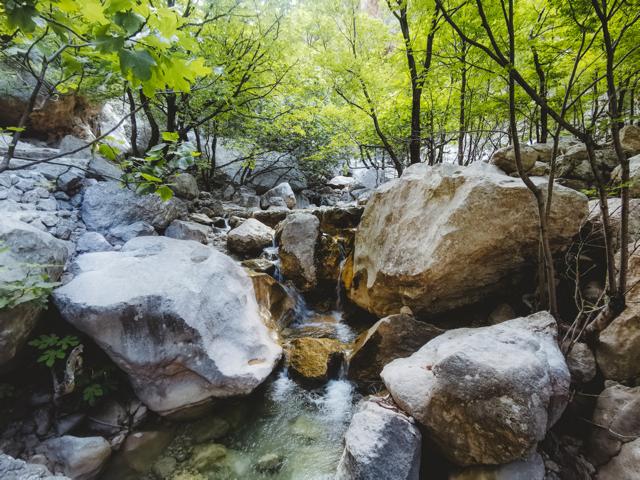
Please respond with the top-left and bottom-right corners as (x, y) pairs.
(327, 175), (356, 189)
(57, 136), (91, 159)
(76, 232), (112, 254)
(489, 145), (539, 174)
(620, 124), (640, 154)
(164, 220), (209, 244)
(35, 435), (111, 480)
(276, 212), (320, 291)
(189, 212), (215, 225)
(107, 221), (156, 244)
(597, 437), (640, 480)
(587, 198), (640, 249)
(348, 313), (443, 386)
(612, 154), (640, 197)
(81, 181), (186, 238)
(53, 236), (282, 416)
(170, 173), (199, 200)
(87, 156), (122, 181)
(335, 397), (421, 480)
(0, 218), (68, 367)
(227, 218), (274, 257)
(597, 243), (640, 384)
(56, 171), (84, 195)
(0, 453), (68, 479)
(449, 453), (545, 480)
(263, 195), (288, 210)
(567, 342), (596, 383)
(381, 312), (570, 466)
(260, 182), (296, 209)
(37, 198), (58, 211)
(233, 192), (261, 209)
(587, 383), (640, 466)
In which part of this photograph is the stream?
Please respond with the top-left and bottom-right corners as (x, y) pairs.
(101, 278), (360, 480)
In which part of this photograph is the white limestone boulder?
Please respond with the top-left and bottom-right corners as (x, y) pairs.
(53, 236), (282, 416)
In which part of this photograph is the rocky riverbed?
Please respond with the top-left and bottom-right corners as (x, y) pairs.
(2, 133), (640, 480)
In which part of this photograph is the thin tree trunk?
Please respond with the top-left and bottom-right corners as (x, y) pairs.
(506, 0), (557, 317)
(139, 91), (160, 150)
(594, 0), (629, 305)
(457, 39), (467, 166)
(125, 87), (140, 157)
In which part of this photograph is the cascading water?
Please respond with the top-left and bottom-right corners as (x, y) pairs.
(101, 247), (360, 480)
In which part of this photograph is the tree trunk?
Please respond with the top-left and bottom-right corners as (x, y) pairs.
(139, 91), (160, 150)
(125, 87), (140, 157)
(506, 0), (557, 317)
(457, 39), (467, 166)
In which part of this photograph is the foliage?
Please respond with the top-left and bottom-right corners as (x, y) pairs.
(78, 366), (119, 406)
(28, 334), (80, 368)
(0, 244), (61, 310)
(117, 133), (200, 199)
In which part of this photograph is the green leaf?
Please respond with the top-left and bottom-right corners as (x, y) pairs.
(114, 11), (145, 35)
(161, 131), (180, 142)
(140, 173), (162, 183)
(119, 49), (157, 81)
(98, 144), (118, 161)
(156, 185), (174, 201)
(5, 1), (38, 32)
(93, 33), (125, 53)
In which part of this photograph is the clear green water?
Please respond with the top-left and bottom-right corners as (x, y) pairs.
(102, 304), (359, 480)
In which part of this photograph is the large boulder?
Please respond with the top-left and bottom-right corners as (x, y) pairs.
(227, 218), (274, 257)
(53, 236), (282, 416)
(489, 145), (539, 174)
(597, 437), (640, 480)
(348, 163), (588, 317)
(0, 453), (68, 480)
(170, 173), (199, 200)
(586, 198), (640, 250)
(0, 218), (68, 367)
(81, 181), (186, 239)
(381, 312), (570, 466)
(557, 145), (618, 189)
(260, 182), (296, 210)
(276, 212), (320, 291)
(348, 312), (443, 387)
(597, 244), (640, 384)
(587, 383), (640, 467)
(35, 436), (111, 480)
(611, 154), (640, 197)
(620, 124), (640, 154)
(335, 397), (421, 480)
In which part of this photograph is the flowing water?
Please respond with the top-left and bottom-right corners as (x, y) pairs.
(102, 275), (359, 480)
